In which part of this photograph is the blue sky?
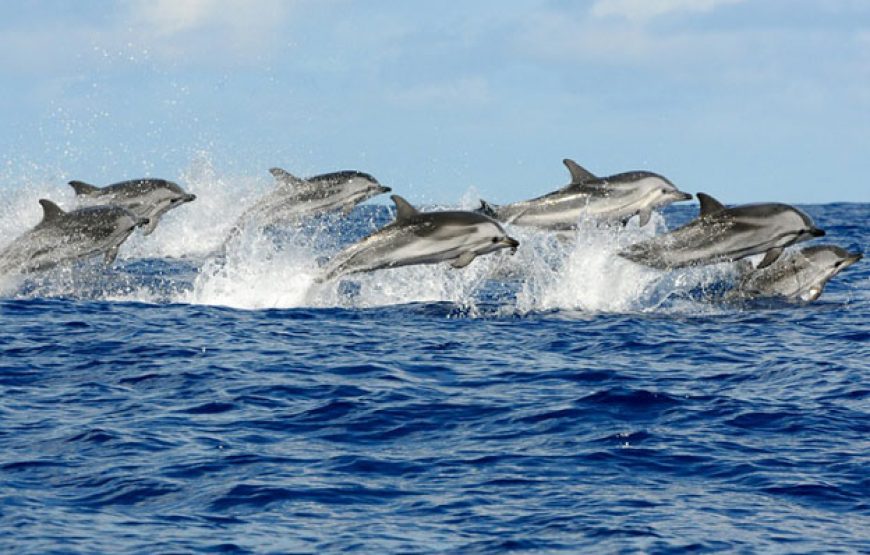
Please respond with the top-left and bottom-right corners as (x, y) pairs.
(0, 0), (868, 204)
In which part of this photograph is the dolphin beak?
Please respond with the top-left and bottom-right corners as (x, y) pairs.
(501, 237), (520, 253)
(676, 191), (693, 201)
(378, 186), (392, 194)
(809, 227), (826, 237)
(846, 252), (863, 265)
(184, 193), (197, 202)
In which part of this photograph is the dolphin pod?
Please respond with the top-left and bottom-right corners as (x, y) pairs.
(0, 176), (197, 278)
(0, 159), (861, 302)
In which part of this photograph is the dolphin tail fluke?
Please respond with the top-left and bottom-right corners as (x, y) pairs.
(69, 181), (101, 196)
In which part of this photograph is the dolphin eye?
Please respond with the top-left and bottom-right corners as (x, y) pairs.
(491, 237), (499, 243)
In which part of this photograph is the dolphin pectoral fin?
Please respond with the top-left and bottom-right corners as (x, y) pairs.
(756, 247), (784, 269)
(142, 218), (160, 236)
(69, 180), (101, 196)
(104, 246), (119, 265)
(637, 209), (652, 227)
(450, 252), (477, 269)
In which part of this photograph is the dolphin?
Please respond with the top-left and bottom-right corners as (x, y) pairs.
(235, 168), (391, 230)
(319, 195), (520, 281)
(0, 200), (149, 276)
(619, 193), (825, 270)
(733, 245), (863, 302)
(69, 178), (196, 236)
(478, 159), (692, 230)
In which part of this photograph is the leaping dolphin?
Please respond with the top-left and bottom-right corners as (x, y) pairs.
(479, 159), (692, 230)
(235, 168), (391, 230)
(69, 178), (196, 236)
(0, 200), (148, 276)
(319, 195), (519, 282)
(619, 193), (825, 270)
(733, 245), (862, 302)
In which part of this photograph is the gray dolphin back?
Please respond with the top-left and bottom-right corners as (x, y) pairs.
(0, 199), (145, 276)
(619, 193), (824, 270)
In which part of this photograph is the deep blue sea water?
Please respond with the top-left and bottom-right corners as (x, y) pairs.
(1, 200), (868, 553)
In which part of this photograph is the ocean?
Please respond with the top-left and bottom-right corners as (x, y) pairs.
(0, 170), (867, 553)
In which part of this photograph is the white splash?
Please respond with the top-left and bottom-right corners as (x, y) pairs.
(122, 153), (266, 259)
(0, 178), (72, 250)
(185, 226), (321, 310)
(0, 154), (736, 315)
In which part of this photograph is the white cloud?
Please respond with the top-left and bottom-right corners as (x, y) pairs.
(510, 4), (869, 115)
(590, 0), (746, 22)
(514, 7), (828, 77)
(389, 76), (491, 107)
(127, 0), (294, 62)
(130, 0), (287, 37)
(132, 0), (217, 35)
(0, 0), (311, 73)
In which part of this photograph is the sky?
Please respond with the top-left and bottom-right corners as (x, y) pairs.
(0, 0), (868, 204)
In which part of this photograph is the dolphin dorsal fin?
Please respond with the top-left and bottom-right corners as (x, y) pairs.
(39, 199), (65, 223)
(68, 180), (101, 196)
(391, 195), (419, 222)
(269, 167), (304, 186)
(478, 199), (499, 219)
(697, 193), (726, 217)
(563, 159), (597, 184)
